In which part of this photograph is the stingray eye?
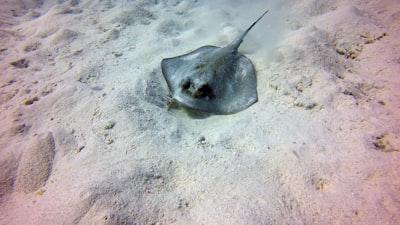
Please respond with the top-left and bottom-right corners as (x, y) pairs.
(194, 84), (215, 100)
(181, 80), (192, 90)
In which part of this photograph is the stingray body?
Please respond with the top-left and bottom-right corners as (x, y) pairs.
(161, 10), (268, 114)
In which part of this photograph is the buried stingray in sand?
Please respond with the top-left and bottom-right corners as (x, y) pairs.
(161, 10), (269, 115)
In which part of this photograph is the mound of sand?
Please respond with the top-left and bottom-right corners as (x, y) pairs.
(14, 132), (55, 193)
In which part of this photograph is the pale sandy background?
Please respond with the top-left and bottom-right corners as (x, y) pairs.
(0, 0), (399, 224)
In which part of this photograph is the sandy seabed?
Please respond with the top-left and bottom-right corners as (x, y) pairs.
(0, 0), (399, 224)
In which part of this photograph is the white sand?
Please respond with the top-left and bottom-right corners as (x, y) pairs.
(1, 0), (399, 224)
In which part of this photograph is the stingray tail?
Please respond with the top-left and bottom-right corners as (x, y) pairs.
(230, 10), (269, 50)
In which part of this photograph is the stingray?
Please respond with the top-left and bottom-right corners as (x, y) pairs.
(161, 10), (268, 114)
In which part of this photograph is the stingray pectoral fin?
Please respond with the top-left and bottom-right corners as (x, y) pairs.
(212, 54), (258, 114)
